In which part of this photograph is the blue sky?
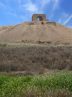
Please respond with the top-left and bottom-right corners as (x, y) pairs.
(0, 0), (72, 27)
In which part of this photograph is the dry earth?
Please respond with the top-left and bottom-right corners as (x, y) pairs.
(0, 22), (72, 74)
(0, 44), (72, 74)
(0, 22), (72, 44)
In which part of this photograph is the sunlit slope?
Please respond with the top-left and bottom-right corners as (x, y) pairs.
(0, 23), (72, 43)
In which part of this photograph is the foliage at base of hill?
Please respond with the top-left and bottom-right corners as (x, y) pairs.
(0, 71), (72, 97)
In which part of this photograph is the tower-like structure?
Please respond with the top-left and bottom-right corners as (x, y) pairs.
(27, 14), (56, 25)
(32, 14), (47, 22)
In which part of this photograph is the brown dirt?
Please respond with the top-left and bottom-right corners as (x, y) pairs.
(0, 22), (72, 74)
(0, 44), (72, 74)
(0, 23), (72, 44)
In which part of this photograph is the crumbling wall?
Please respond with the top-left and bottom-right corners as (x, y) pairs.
(32, 14), (47, 21)
(46, 22), (56, 26)
(24, 14), (56, 25)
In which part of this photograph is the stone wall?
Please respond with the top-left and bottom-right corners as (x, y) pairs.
(32, 14), (47, 21)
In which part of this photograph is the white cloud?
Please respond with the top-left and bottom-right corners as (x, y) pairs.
(5, 10), (28, 22)
(49, 0), (60, 19)
(0, 1), (14, 12)
(52, 0), (60, 10)
(57, 12), (69, 23)
(0, 1), (22, 21)
(0, 0), (62, 24)
(41, 0), (50, 7)
(16, 0), (61, 14)
(63, 15), (72, 25)
(23, 2), (38, 12)
(41, 0), (60, 10)
(57, 12), (72, 27)
(7, 11), (18, 17)
(0, 1), (6, 8)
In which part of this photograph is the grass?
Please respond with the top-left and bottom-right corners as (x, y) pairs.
(0, 71), (72, 97)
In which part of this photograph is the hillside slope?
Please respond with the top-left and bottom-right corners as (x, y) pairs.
(0, 22), (72, 44)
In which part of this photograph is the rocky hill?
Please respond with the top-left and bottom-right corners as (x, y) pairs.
(0, 15), (72, 73)
(0, 22), (72, 44)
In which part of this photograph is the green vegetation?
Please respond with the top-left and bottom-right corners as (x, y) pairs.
(0, 43), (7, 47)
(0, 71), (72, 97)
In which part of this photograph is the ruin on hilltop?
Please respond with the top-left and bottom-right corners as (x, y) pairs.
(32, 14), (47, 21)
(27, 14), (56, 25)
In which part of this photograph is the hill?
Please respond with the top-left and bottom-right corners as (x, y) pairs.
(0, 22), (72, 44)
(0, 14), (72, 73)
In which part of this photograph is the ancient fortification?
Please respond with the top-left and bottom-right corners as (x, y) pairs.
(0, 13), (72, 44)
(28, 14), (56, 25)
(32, 14), (47, 21)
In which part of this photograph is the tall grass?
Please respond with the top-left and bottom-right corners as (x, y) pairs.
(0, 71), (72, 97)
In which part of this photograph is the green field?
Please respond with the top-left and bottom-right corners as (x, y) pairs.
(0, 71), (72, 97)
